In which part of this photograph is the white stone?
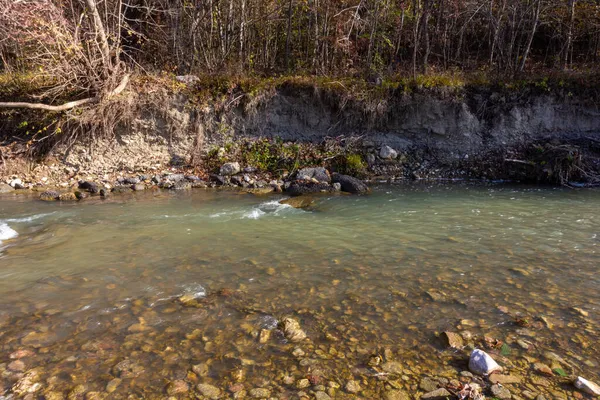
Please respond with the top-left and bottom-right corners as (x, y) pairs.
(9, 178), (22, 188)
(575, 376), (600, 395)
(379, 145), (398, 160)
(468, 349), (502, 375)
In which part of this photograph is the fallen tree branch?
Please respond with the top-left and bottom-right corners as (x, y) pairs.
(504, 158), (534, 165)
(0, 98), (95, 111)
(0, 73), (131, 112)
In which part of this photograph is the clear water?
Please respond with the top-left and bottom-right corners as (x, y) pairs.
(0, 184), (599, 399)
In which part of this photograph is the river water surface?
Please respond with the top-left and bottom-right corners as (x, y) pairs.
(0, 184), (599, 399)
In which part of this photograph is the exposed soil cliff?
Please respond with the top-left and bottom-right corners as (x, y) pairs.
(2, 80), (600, 187)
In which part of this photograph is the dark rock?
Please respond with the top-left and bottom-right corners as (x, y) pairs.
(331, 173), (370, 194)
(210, 174), (228, 186)
(13, 183), (27, 190)
(78, 180), (100, 194)
(122, 177), (140, 185)
(286, 181), (332, 196)
(111, 185), (133, 194)
(192, 181), (208, 189)
(230, 175), (243, 186)
(171, 181), (191, 190)
(74, 191), (87, 200)
(243, 166), (257, 173)
(296, 167), (331, 183)
(185, 175), (201, 182)
(169, 154), (187, 166)
(99, 189), (109, 198)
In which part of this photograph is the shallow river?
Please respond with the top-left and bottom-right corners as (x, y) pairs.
(0, 184), (599, 399)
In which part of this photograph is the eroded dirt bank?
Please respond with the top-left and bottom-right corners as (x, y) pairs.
(1, 81), (600, 189)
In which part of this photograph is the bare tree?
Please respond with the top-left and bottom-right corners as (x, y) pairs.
(0, 0), (129, 111)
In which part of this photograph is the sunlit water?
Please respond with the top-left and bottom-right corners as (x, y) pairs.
(0, 184), (599, 398)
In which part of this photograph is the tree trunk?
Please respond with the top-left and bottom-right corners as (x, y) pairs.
(285, 0), (293, 71)
(518, 0), (542, 72)
(563, 0), (575, 69)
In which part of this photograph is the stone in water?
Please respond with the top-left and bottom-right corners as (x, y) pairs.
(468, 349), (502, 375)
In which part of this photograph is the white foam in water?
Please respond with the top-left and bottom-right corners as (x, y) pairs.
(0, 223), (18, 244)
(5, 212), (54, 223)
(243, 208), (266, 219)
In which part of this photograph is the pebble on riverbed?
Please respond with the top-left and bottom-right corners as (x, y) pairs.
(279, 317), (307, 342)
(574, 376), (600, 396)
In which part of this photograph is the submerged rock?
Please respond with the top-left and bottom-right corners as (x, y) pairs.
(249, 387), (271, 398)
(469, 349), (502, 375)
(345, 380), (361, 393)
(58, 192), (78, 201)
(111, 185), (133, 194)
(279, 317), (307, 342)
(331, 173), (369, 194)
(280, 196), (315, 209)
(40, 191), (59, 201)
(422, 388), (452, 399)
(490, 383), (512, 399)
(442, 331), (464, 348)
(286, 181), (332, 196)
(574, 376), (600, 395)
(197, 383), (221, 399)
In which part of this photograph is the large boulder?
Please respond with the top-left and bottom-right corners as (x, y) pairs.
(0, 184), (15, 194)
(220, 162), (241, 176)
(469, 349), (502, 375)
(331, 173), (369, 194)
(286, 181), (332, 196)
(379, 145), (398, 160)
(296, 167), (331, 183)
(78, 181), (100, 194)
(9, 178), (23, 188)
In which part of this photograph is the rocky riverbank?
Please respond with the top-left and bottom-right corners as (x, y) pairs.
(0, 165), (370, 203)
